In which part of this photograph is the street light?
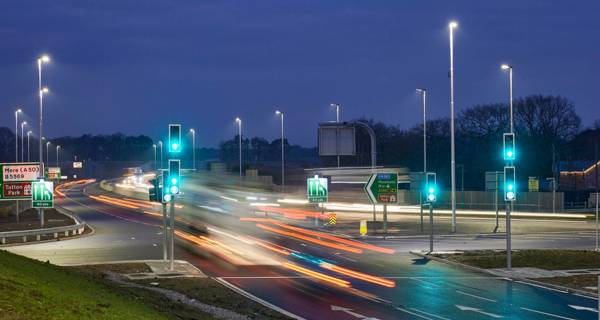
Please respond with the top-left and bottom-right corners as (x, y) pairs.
(416, 89), (427, 230)
(20, 121), (27, 162)
(153, 144), (157, 171)
(46, 141), (51, 165)
(14, 108), (21, 163)
(235, 117), (242, 177)
(330, 103), (341, 167)
(189, 129), (196, 170)
(448, 20), (458, 233)
(56, 145), (60, 167)
(275, 110), (285, 191)
(501, 64), (514, 133)
(158, 141), (163, 169)
(27, 131), (32, 162)
(38, 54), (50, 176)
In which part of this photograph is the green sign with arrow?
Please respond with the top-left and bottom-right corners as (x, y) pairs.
(364, 173), (398, 204)
(32, 179), (54, 208)
(307, 175), (328, 203)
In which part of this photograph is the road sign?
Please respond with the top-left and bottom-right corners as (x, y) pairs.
(485, 171), (504, 191)
(73, 162), (83, 168)
(364, 173), (398, 204)
(328, 213), (337, 225)
(0, 163), (40, 201)
(528, 177), (539, 192)
(359, 220), (367, 236)
(307, 175), (328, 203)
(32, 180), (54, 208)
(46, 167), (61, 180)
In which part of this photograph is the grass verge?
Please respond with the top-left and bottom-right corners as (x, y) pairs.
(436, 249), (600, 270)
(0, 250), (169, 320)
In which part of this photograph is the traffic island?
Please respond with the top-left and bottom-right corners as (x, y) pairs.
(413, 249), (600, 296)
(0, 207), (88, 245)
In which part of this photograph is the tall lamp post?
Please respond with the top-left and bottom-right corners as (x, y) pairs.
(14, 108), (21, 163)
(20, 121), (27, 162)
(235, 118), (242, 178)
(153, 144), (157, 170)
(27, 131), (32, 162)
(189, 129), (196, 170)
(417, 88), (427, 230)
(56, 145), (60, 167)
(330, 103), (341, 167)
(46, 141), (51, 165)
(448, 21), (458, 233)
(38, 55), (50, 171)
(275, 111), (285, 191)
(501, 64), (514, 133)
(158, 141), (163, 169)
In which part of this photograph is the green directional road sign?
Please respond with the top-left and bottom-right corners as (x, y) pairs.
(307, 175), (328, 203)
(364, 173), (398, 204)
(32, 179), (54, 208)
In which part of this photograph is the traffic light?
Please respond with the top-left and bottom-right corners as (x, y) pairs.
(504, 166), (516, 201)
(169, 124), (181, 153)
(425, 172), (437, 203)
(167, 159), (180, 195)
(148, 178), (162, 202)
(503, 133), (516, 161)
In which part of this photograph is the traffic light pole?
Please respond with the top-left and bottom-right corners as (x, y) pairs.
(419, 191), (423, 232)
(506, 201), (512, 270)
(162, 202), (167, 261)
(494, 172), (499, 233)
(429, 203), (434, 253)
(170, 197), (175, 271)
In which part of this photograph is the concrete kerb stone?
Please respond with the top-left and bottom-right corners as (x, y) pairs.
(409, 250), (598, 298)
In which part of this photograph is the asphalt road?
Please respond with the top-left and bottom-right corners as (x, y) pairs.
(7, 178), (600, 320)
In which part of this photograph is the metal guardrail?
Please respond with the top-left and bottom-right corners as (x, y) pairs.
(0, 207), (87, 245)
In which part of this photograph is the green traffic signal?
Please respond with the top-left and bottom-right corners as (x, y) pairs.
(504, 166), (516, 201)
(425, 172), (437, 203)
(167, 159), (181, 195)
(503, 133), (516, 161)
(169, 124), (182, 153)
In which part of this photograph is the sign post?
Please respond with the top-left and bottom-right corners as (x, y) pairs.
(364, 173), (398, 239)
(307, 175), (328, 226)
(32, 180), (53, 209)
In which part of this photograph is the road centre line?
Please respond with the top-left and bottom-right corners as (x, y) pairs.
(520, 307), (577, 320)
(456, 290), (497, 302)
(410, 308), (451, 320)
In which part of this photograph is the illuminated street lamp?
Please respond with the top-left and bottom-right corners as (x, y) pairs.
(235, 118), (242, 178)
(448, 20), (458, 233)
(38, 54), (50, 175)
(275, 110), (285, 190)
(46, 141), (51, 165)
(27, 131), (32, 162)
(153, 144), (157, 171)
(56, 145), (60, 167)
(501, 64), (514, 133)
(158, 141), (163, 169)
(330, 103), (341, 167)
(14, 108), (21, 163)
(189, 129), (196, 170)
(20, 121), (27, 162)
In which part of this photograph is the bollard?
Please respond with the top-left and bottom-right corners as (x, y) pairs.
(64, 231), (68, 237)
(53, 233), (58, 239)
(22, 236), (27, 243)
(36, 235), (40, 241)
(1, 238), (5, 244)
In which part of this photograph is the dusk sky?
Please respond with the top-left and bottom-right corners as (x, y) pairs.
(1, 1), (599, 147)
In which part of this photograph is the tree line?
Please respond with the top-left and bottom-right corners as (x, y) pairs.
(219, 95), (599, 190)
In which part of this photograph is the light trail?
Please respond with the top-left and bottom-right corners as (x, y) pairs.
(255, 223), (363, 254)
(269, 220), (395, 254)
(320, 263), (396, 288)
(88, 195), (139, 209)
(282, 262), (350, 288)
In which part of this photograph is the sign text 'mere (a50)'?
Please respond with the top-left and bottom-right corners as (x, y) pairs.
(2, 163), (40, 182)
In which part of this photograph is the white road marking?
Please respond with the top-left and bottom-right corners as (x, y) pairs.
(409, 308), (451, 320)
(521, 307), (577, 320)
(568, 304), (598, 313)
(331, 305), (380, 319)
(514, 280), (569, 293)
(456, 290), (497, 302)
(456, 305), (502, 318)
(411, 277), (441, 288)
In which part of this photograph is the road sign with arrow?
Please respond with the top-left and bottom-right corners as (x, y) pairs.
(364, 173), (398, 204)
